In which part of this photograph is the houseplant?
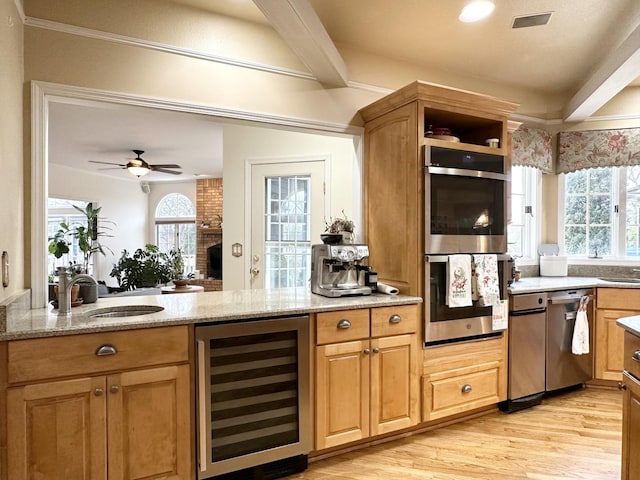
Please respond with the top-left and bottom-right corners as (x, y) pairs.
(167, 248), (192, 288)
(109, 244), (173, 290)
(323, 211), (355, 244)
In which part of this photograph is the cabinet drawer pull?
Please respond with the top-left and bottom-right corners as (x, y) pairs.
(372, 347), (380, 354)
(618, 382), (628, 391)
(110, 385), (119, 394)
(633, 350), (640, 362)
(337, 319), (352, 329)
(461, 384), (472, 394)
(389, 314), (402, 324)
(94, 388), (104, 396)
(95, 344), (117, 356)
(363, 348), (370, 355)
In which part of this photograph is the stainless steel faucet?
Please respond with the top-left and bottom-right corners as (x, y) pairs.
(56, 267), (98, 315)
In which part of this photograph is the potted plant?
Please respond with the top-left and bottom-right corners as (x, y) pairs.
(48, 202), (113, 303)
(322, 210), (355, 244)
(168, 248), (191, 288)
(109, 244), (173, 291)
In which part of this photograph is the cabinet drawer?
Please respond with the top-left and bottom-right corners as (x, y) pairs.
(423, 363), (500, 420)
(316, 309), (369, 345)
(624, 331), (640, 381)
(598, 288), (640, 310)
(8, 325), (189, 384)
(371, 304), (419, 338)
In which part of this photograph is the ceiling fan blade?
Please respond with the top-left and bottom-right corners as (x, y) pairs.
(97, 167), (126, 171)
(149, 164), (181, 169)
(89, 160), (127, 167)
(153, 168), (183, 175)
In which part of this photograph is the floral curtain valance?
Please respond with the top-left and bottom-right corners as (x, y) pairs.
(511, 126), (553, 174)
(557, 128), (640, 174)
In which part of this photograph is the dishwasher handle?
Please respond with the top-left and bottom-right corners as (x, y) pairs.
(548, 294), (592, 305)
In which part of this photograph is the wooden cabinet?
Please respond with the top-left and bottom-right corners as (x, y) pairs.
(359, 81), (519, 297)
(422, 335), (507, 421)
(314, 304), (420, 450)
(4, 326), (192, 480)
(595, 288), (640, 381)
(621, 330), (640, 480)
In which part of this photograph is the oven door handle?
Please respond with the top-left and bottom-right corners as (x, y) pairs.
(425, 253), (513, 263)
(426, 165), (508, 181)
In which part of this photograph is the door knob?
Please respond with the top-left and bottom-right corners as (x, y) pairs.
(250, 267), (260, 277)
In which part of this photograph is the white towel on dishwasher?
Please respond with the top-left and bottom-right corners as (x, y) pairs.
(572, 310), (589, 355)
(472, 254), (500, 307)
(447, 255), (472, 307)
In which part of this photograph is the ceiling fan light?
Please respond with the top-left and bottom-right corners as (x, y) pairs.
(127, 165), (150, 177)
(459, 1), (495, 23)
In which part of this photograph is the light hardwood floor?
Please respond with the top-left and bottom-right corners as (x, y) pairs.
(291, 388), (622, 480)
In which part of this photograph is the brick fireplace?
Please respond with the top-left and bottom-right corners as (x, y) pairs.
(192, 178), (223, 291)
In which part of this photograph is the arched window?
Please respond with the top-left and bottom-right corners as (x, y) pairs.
(155, 193), (196, 274)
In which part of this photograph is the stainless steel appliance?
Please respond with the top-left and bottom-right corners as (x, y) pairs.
(501, 292), (548, 412)
(546, 289), (593, 391)
(196, 316), (311, 479)
(424, 145), (507, 254)
(310, 243), (373, 297)
(424, 254), (512, 345)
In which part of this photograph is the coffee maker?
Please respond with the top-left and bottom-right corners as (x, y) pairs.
(311, 244), (375, 297)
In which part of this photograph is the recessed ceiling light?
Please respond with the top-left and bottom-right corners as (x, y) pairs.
(459, 1), (495, 23)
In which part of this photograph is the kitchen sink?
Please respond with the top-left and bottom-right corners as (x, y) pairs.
(598, 277), (640, 284)
(85, 305), (164, 318)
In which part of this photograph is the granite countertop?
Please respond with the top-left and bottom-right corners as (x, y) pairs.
(617, 315), (640, 337)
(1, 288), (422, 341)
(509, 276), (640, 294)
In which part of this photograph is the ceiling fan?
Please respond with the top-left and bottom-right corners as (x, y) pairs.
(89, 150), (182, 177)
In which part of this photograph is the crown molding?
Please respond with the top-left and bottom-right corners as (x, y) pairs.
(12, 0), (25, 23)
(24, 16), (317, 82)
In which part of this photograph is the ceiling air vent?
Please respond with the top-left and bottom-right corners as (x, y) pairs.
(512, 12), (552, 29)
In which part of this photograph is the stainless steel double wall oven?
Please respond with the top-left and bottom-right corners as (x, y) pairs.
(424, 145), (512, 345)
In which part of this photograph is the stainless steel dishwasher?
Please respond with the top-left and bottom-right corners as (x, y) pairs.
(546, 289), (593, 391)
(501, 292), (548, 412)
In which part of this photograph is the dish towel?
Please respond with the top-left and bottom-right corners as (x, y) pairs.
(447, 255), (472, 307)
(572, 295), (590, 355)
(472, 254), (500, 307)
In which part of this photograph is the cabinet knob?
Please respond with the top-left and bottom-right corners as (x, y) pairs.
(372, 347), (380, 354)
(633, 351), (640, 362)
(110, 385), (120, 394)
(337, 319), (352, 329)
(461, 384), (473, 394)
(389, 314), (402, 324)
(95, 344), (117, 356)
(363, 348), (370, 355)
(618, 382), (628, 391)
(94, 388), (104, 396)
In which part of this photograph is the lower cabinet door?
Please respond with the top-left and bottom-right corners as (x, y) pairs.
(622, 371), (640, 480)
(315, 340), (370, 449)
(595, 309), (629, 381)
(7, 376), (108, 480)
(370, 334), (419, 436)
(107, 364), (192, 480)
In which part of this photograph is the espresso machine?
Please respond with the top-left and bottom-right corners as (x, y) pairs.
(311, 244), (376, 297)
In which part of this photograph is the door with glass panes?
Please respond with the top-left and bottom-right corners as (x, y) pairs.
(250, 161), (325, 289)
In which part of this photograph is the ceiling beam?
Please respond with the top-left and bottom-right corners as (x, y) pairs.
(253, 0), (348, 87)
(564, 23), (640, 122)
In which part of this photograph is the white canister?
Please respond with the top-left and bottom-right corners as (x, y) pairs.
(539, 256), (568, 276)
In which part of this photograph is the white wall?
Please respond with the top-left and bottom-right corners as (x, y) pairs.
(0, 0), (23, 300)
(49, 164), (148, 285)
(223, 124), (360, 289)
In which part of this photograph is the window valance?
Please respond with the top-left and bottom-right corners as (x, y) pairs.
(511, 126), (553, 174)
(557, 128), (640, 174)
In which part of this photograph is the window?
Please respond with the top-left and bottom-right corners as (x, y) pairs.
(155, 193), (196, 273)
(264, 175), (311, 288)
(508, 166), (539, 260)
(561, 166), (640, 258)
(47, 197), (90, 276)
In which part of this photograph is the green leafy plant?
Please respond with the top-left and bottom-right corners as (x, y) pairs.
(109, 244), (173, 290)
(324, 210), (355, 233)
(47, 202), (113, 274)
